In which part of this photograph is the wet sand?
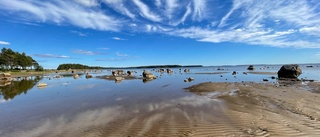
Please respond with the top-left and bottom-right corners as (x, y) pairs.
(14, 81), (319, 137)
(184, 81), (320, 136)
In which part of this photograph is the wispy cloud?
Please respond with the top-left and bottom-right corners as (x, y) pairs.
(115, 52), (128, 57)
(1, 0), (320, 48)
(103, 0), (135, 19)
(73, 0), (99, 7)
(192, 0), (207, 21)
(70, 31), (88, 36)
(112, 37), (127, 41)
(0, 0), (121, 31)
(0, 41), (10, 45)
(33, 54), (70, 58)
(72, 50), (102, 55)
(132, 0), (162, 22)
(95, 58), (128, 61)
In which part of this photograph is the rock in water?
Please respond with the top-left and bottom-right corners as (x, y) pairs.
(277, 64), (302, 78)
(247, 65), (255, 70)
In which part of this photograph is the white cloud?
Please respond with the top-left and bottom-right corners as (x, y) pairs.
(192, 0), (207, 21)
(299, 26), (320, 36)
(0, 41), (10, 45)
(103, 0), (135, 18)
(112, 37), (127, 41)
(72, 50), (102, 55)
(33, 54), (70, 58)
(133, 0), (162, 22)
(70, 31), (87, 36)
(95, 58), (127, 61)
(115, 52), (128, 57)
(1, 0), (320, 49)
(165, 0), (179, 19)
(0, 0), (121, 31)
(73, 0), (99, 7)
(168, 27), (320, 48)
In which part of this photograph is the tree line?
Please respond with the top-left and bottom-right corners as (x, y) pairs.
(0, 48), (43, 71)
(57, 63), (103, 70)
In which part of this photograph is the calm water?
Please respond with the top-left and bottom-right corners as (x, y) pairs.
(0, 65), (319, 136)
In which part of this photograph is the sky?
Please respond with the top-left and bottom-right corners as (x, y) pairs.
(0, 0), (320, 69)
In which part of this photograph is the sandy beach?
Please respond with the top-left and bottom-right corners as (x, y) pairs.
(183, 81), (320, 136)
(1, 67), (320, 137)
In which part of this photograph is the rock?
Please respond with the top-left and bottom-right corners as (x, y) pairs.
(167, 69), (173, 73)
(37, 83), (47, 87)
(263, 79), (269, 81)
(85, 74), (93, 79)
(243, 72), (248, 75)
(0, 73), (11, 78)
(115, 77), (123, 81)
(277, 64), (302, 78)
(112, 70), (118, 76)
(73, 74), (79, 79)
(127, 71), (132, 76)
(306, 65), (313, 68)
(184, 77), (194, 82)
(117, 70), (124, 75)
(55, 75), (61, 78)
(232, 71), (237, 75)
(271, 76), (276, 79)
(184, 69), (190, 73)
(143, 70), (156, 79)
(247, 65), (255, 70)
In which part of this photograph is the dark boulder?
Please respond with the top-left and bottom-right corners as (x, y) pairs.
(247, 65), (254, 70)
(277, 64), (302, 78)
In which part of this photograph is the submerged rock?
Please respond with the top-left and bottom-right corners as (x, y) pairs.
(278, 64), (302, 78)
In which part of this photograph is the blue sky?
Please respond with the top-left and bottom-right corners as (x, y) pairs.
(0, 0), (320, 68)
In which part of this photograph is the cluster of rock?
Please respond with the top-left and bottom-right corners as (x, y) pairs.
(112, 70), (124, 76)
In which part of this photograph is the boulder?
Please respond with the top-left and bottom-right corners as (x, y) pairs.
(168, 69), (172, 73)
(184, 69), (190, 72)
(232, 71), (237, 75)
(117, 70), (124, 75)
(115, 77), (124, 81)
(277, 64), (302, 78)
(85, 74), (93, 79)
(37, 83), (48, 87)
(247, 65), (254, 70)
(0, 73), (11, 78)
(142, 70), (156, 79)
(127, 71), (132, 76)
(184, 77), (194, 82)
(73, 74), (79, 79)
(112, 70), (118, 76)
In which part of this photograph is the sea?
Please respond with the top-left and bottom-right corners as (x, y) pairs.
(0, 64), (319, 136)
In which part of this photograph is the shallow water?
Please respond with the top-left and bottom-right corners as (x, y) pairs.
(0, 65), (319, 136)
